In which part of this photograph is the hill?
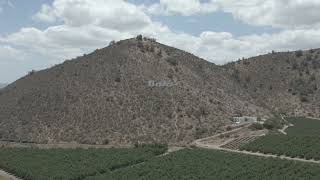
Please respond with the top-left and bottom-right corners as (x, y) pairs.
(0, 37), (268, 145)
(223, 49), (320, 117)
(1, 37), (320, 146)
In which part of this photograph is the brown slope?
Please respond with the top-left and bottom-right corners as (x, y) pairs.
(0, 38), (268, 145)
(224, 49), (320, 117)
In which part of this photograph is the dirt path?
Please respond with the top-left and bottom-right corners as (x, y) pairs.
(0, 141), (131, 149)
(0, 169), (20, 180)
(194, 124), (320, 164)
(196, 143), (320, 164)
(193, 125), (250, 145)
(278, 124), (293, 135)
(306, 117), (320, 121)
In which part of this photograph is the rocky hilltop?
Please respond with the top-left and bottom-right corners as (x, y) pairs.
(0, 37), (319, 145)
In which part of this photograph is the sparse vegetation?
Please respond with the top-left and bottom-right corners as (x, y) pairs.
(166, 57), (178, 66)
(263, 117), (285, 130)
(195, 127), (208, 139)
(232, 69), (240, 82)
(109, 40), (115, 46)
(28, 70), (36, 75)
(295, 50), (303, 57)
(300, 96), (309, 102)
(249, 123), (264, 130)
(2, 38), (320, 148)
(136, 35), (143, 41)
(115, 77), (121, 82)
(157, 49), (162, 57)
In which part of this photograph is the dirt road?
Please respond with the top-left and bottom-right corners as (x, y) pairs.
(0, 169), (20, 180)
(0, 141), (131, 149)
(196, 142), (320, 164)
(194, 125), (320, 164)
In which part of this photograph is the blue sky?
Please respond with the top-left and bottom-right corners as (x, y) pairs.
(0, 0), (52, 34)
(152, 12), (281, 37)
(1, 0), (320, 83)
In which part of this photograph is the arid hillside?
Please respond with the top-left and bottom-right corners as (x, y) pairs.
(0, 37), (268, 145)
(1, 37), (319, 146)
(224, 49), (320, 117)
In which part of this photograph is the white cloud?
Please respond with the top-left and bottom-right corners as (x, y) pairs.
(0, 45), (22, 61)
(34, 0), (152, 31)
(215, 0), (320, 29)
(0, 25), (133, 62)
(196, 28), (320, 63)
(141, 0), (218, 16)
(143, 0), (320, 29)
(2, 0), (320, 82)
(33, 4), (57, 23)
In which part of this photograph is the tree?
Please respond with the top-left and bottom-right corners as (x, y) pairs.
(136, 35), (143, 41)
(295, 50), (303, 57)
(28, 70), (36, 75)
(109, 40), (115, 46)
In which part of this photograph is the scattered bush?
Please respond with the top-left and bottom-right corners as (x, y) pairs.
(263, 118), (284, 130)
(310, 74), (316, 81)
(292, 62), (299, 70)
(115, 77), (121, 82)
(137, 41), (144, 49)
(226, 126), (233, 131)
(166, 58), (178, 66)
(157, 49), (162, 57)
(249, 123), (264, 130)
(167, 73), (173, 79)
(306, 54), (313, 61)
(269, 85), (273, 90)
(28, 70), (36, 76)
(109, 40), (115, 46)
(195, 127), (208, 139)
(103, 139), (110, 145)
(245, 76), (251, 83)
(232, 69), (240, 82)
(300, 96), (309, 102)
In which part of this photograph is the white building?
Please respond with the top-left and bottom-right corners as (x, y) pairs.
(232, 116), (257, 125)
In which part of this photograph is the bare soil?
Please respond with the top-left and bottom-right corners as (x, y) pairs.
(0, 170), (20, 180)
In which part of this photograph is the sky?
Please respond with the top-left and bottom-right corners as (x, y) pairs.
(1, 0), (320, 83)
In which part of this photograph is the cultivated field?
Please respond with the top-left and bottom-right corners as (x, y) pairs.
(241, 117), (320, 160)
(89, 148), (320, 180)
(2, 117), (320, 179)
(285, 117), (320, 135)
(0, 144), (167, 180)
(240, 135), (320, 160)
